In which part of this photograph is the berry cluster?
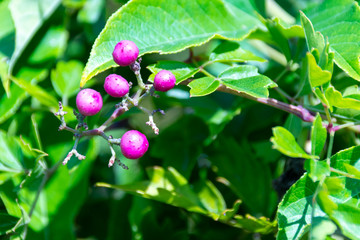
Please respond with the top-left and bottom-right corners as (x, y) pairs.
(56, 40), (176, 168)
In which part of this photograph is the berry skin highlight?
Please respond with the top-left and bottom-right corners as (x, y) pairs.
(112, 40), (139, 66)
(153, 70), (176, 92)
(120, 130), (149, 159)
(76, 88), (103, 116)
(104, 74), (130, 98)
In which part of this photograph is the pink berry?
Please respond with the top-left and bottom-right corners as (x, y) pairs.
(120, 130), (149, 159)
(76, 88), (103, 116)
(153, 70), (176, 92)
(112, 40), (139, 66)
(104, 74), (129, 98)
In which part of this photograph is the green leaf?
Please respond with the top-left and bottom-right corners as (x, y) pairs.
(0, 0), (15, 59)
(150, 116), (207, 178)
(0, 67), (49, 124)
(310, 114), (327, 156)
(314, 87), (330, 109)
(263, 18), (292, 62)
(51, 60), (84, 99)
(300, 11), (325, 56)
(28, 26), (68, 64)
(80, 0), (262, 86)
(194, 180), (226, 219)
(219, 65), (277, 98)
(276, 174), (324, 240)
(304, 159), (330, 182)
(231, 214), (276, 234)
(0, 84), (27, 125)
(188, 77), (220, 97)
(211, 137), (277, 215)
(0, 54), (10, 96)
(278, 145), (360, 240)
(307, 53), (331, 88)
(209, 41), (266, 63)
(77, 0), (104, 24)
(325, 86), (360, 111)
(310, 217), (337, 240)
(147, 61), (199, 84)
(10, 76), (58, 110)
(271, 126), (318, 159)
(8, 0), (62, 73)
(96, 167), (214, 216)
(0, 130), (25, 174)
(305, 0), (360, 81)
(96, 166), (275, 233)
(0, 213), (19, 235)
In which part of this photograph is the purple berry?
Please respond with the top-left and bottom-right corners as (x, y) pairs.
(153, 70), (176, 92)
(104, 74), (129, 98)
(112, 40), (139, 66)
(76, 88), (103, 116)
(120, 130), (149, 159)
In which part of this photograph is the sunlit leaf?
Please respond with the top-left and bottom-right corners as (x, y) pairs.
(310, 114), (327, 156)
(271, 126), (318, 159)
(219, 65), (277, 98)
(9, 0), (62, 72)
(305, 0), (360, 81)
(80, 0), (262, 86)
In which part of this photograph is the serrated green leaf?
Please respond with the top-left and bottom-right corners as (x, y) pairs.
(276, 174), (324, 240)
(325, 86), (360, 111)
(209, 41), (266, 63)
(51, 60), (83, 99)
(305, 0), (360, 81)
(147, 61), (199, 84)
(304, 159), (330, 182)
(307, 53), (331, 88)
(271, 126), (318, 159)
(311, 114), (327, 156)
(278, 145), (360, 240)
(188, 77), (220, 97)
(80, 0), (262, 86)
(219, 65), (277, 98)
(8, 0), (62, 73)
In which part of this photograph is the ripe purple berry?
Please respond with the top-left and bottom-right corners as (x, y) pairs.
(112, 40), (139, 66)
(76, 88), (103, 116)
(104, 74), (129, 98)
(153, 70), (176, 92)
(120, 130), (149, 159)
